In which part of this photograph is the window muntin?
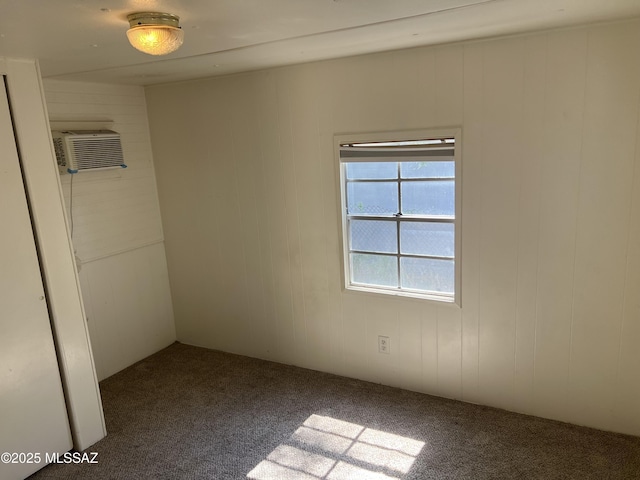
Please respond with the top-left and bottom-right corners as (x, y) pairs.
(338, 131), (460, 304)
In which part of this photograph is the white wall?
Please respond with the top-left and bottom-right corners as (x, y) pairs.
(146, 19), (640, 436)
(43, 79), (176, 381)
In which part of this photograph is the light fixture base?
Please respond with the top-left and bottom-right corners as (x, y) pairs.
(127, 12), (180, 29)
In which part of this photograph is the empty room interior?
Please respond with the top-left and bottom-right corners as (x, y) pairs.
(1, 1), (640, 479)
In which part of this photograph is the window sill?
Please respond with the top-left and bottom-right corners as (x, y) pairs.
(345, 284), (460, 307)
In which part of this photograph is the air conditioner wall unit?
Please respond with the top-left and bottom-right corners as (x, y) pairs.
(52, 130), (127, 174)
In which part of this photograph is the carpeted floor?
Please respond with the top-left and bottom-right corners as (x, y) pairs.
(29, 342), (640, 479)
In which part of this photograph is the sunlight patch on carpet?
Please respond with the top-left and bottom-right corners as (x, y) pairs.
(247, 414), (425, 479)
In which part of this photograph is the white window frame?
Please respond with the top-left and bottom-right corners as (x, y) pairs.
(335, 128), (462, 306)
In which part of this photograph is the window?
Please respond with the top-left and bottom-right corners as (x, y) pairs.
(337, 129), (461, 304)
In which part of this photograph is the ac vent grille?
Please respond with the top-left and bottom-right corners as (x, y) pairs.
(51, 130), (127, 174)
(53, 138), (66, 168)
(70, 137), (125, 170)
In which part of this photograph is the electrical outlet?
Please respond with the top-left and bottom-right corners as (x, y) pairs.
(378, 335), (390, 354)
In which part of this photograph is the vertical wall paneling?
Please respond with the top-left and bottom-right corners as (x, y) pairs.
(251, 73), (282, 362)
(78, 243), (175, 380)
(45, 84), (164, 261)
(367, 296), (400, 386)
(289, 64), (333, 371)
(43, 79), (176, 380)
(229, 73), (271, 359)
(351, 53), (395, 133)
(206, 79), (253, 355)
(182, 81), (224, 348)
(340, 293), (371, 381)
(154, 83), (209, 346)
(391, 50), (422, 131)
(532, 29), (587, 422)
(318, 63), (346, 376)
(615, 65), (640, 435)
(257, 71), (297, 363)
(513, 34), (546, 415)
(396, 300), (425, 393)
(436, 305), (463, 400)
(434, 46), (464, 128)
(460, 43), (483, 404)
(433, 46), (464, 401)
(146, 19), (640, 436)
(416, 49), (438, 129)
(567, 23), (640, 429)
(276, 69), (308, 367)
(420, 303), (439, 393)
(476, 38), (523, 410)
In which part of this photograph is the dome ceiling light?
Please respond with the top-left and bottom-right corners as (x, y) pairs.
(126, 12), (184, 56)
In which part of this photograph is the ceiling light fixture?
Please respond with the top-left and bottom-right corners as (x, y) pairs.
(126, 12), (184, 56)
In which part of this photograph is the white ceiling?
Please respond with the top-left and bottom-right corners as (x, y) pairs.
(1, 0), (639, 86)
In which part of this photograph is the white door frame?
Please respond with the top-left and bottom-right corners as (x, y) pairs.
(1, 57), (106, 452)
(0, 69), (72, 480)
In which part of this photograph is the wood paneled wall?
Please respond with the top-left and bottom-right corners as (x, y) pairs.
(43, 80), (176, 380)
(146, 20), (640, 435)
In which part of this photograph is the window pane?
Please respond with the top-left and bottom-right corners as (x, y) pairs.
(400, 222), (454, 257)
(401, 161), (454, 179)
(401, 180), (454, 216)
(351, 253), (398, 288)
(346, 162), (397, 180)
(347, 182), (398, 215)
(350, 220), (397, 253)
(400, 257), (454, 293)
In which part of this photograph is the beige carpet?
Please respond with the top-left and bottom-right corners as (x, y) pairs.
(29, 342), (640, 479)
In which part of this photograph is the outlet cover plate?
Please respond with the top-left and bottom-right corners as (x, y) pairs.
(378, 335), (390, 354)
